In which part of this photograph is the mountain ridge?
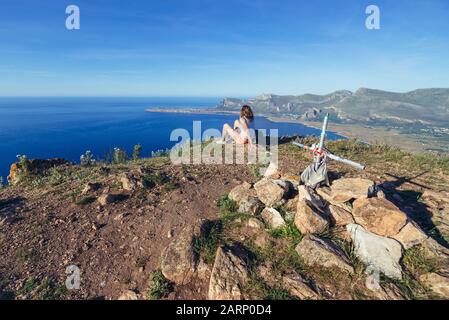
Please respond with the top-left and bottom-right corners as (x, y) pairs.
(216, 88), (449, 127)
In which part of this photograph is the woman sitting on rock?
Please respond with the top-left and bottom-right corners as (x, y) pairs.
(217, 105), (255, 144)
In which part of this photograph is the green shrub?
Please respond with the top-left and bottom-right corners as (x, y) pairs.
(113, 147), (128, 164)
(194, 221), (223, 265)
(133, 144), (142, 161)
(148, 270), (172, 300)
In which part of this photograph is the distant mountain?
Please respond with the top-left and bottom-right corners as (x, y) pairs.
(216, 88), (449, 128)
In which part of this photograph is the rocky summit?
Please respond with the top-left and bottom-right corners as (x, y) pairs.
(0, 138), (449, 300)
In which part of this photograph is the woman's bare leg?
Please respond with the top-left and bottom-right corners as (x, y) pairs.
(222, 123), (243, 143)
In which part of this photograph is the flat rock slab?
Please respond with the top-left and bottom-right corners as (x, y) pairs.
(208, 246), (249, 300)
(295, 235), (354, 274)
(347, 224), (403, 280)
(352, 198), (407, 237)
(330, 178), (375, 203)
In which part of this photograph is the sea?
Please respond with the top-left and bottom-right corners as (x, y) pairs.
(0, 97), (343, 181)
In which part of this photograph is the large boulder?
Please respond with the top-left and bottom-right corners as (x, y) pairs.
(392, 221), (428, 249)
(254, 179), (289, 207)
(295, 235), (354, 274)
(330, 178), (375, 203)
(161, 225), (198, 285)
(347, 224), (403, 280)
(419, 272), (449, 299)
(295, 200), (329, 235)
(208, 246), (249, 300)
(352, 198), (407, 237)
(261, 208), (286, 229)
(228, 182), (255, 203)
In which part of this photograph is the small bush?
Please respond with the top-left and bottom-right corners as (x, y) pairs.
(80, 150), (96, 166)
(269, 221), (302, 247)
(194, 221), (223, 265)
(216, 194), (237, 213)
(151, 148), (170, 158)
(143, 172), (167, 187)
(133, 144), (142, 161)
(113, 147), (128, 164)
(148, 270), (172, 300)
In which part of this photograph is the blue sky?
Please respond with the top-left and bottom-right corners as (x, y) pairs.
(0, 0), (448, 97)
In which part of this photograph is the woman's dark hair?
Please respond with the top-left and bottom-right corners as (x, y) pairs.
(240, 105), (254, 121)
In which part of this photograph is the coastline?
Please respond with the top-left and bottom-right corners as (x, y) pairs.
(145, 108), (430, 153)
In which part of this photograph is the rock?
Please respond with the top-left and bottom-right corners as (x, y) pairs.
(257, 263), (319, 300)
(208, 246), (249, 300)
(295, 235), (354, 273)
(330, 178), (375, 203)
(228, 182), (255, 203)
(254, 178), (289, 207)
(263, 162), (279, 178)
(419, 272), (449, 298)
(421, 237), (449, 263)
(161, 225), (197, 285)
(261, 208), (286, 229)
(295, 200), (329, 235)
(352, 198), (407, 237)
(82, 182), (101, 195)
(118, 290), (138, 300)
(369, 283), (405, 300)
(246, 218), (265, 230)
(284, 197), (298, 222)
(347, 224), (403, 280)
(327, 205), (354, 226)
(392, 221), (428, 249)
(238, 197), (264, 216)
(281, 273), (319, 300)
(316, 187), (353, 212)
(97, 193), (124, 206)
(120, 173), (140, 191)
(297, 186), (325, 211)
(197, 259), (212, 281)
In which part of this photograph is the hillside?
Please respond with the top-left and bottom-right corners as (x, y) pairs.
(1, 139), (449, 300)
(216, 88), (449, 152)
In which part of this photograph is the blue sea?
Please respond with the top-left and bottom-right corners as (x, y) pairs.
(0, 97), (343, 181)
